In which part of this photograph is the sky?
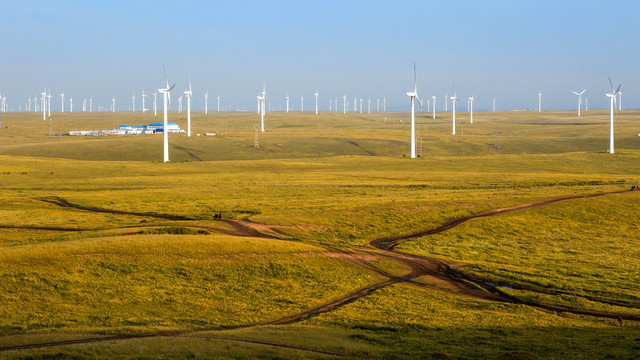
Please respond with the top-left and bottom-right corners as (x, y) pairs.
(1, 0), (639, 112)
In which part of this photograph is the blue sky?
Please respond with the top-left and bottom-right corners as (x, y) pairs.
(1, 0), (638, 111)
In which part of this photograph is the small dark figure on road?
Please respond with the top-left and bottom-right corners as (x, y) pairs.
(631, 185), (637, 191)
(618, 316), (624, 327)
(213, 213), (219, 220)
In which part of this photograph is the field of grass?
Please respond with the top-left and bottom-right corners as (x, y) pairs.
(0, 109), (639, 358)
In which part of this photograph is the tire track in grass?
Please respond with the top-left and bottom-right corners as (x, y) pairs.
(6, 190), (636, 354)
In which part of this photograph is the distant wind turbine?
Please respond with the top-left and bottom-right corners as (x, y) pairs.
(69, 97), (73, 112)
(204, 90), (208, 115)
(606, 77), (621, 154)
(314, 89), (319, 115)
(41, 89), (46, 120)
(450, 87), (459, 135)
(153, 91), (157, 116)
(132, 93), (135, 112)
(538, 91), (542, 112)
(432, 94), (436, 119)
(60, 93), (64, 112)
(571, 89), (586, 117)
(112, 98), (115, 113)
(343, 94), (347, 114)
(301, 96), (304, 112)
(257, 84), (266, 132)
(158, 66), (176, 162)
(406, 63), (423, 159)
(285, 94), (289, 113)
(618, 91), (623, 111)
(184, 75), (192, 137)
(468, 96), (474, 124)
(217, 96), (220, 112)
(141, 89), (147, 113)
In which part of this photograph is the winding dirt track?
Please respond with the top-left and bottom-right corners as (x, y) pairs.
(3, 190), (637, 354)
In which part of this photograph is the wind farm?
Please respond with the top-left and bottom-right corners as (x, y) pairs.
(1, 1), (639, 359)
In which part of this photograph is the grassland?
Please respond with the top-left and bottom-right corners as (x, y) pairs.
(0, 109), (639, 359)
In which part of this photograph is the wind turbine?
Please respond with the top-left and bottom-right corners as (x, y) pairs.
(444, 93), (448, 111)
(153, 91), (158, 116)
(343, 94), (347, 114)
(432, 94), (436, 119)
(606, 78), (621, 154)
(585, 98), (588, 111)
(60, 93), (64, 112)
(132, 93), (136, 112)
(314, 89), (319, 115)
(257, 84), (266, 132)
(47, 90), (52, 118)
(89, 96), (92, 112)
(618, 91), (623, 111)
(41, 89), (46, 120)
(69, 97), (73, 112)
(493, 98), (496, 112)
(184, 75), (192, 137)
(367, 98), (371, 114)
(538, 91), (542, 112)
(178, 96), (182, 113)
(112, 98), (115, 113)
(468, 96), (474, 124)
(571, 89), (586, 117)
(383, 97), (386, 112)
(217, 96), (220, 112)
(158, 66), (176, 162)
(204, 90), (208, 115)
(376, 98), (380, 112)
(450, 87), (459, 135)
(142, 89), (147, 113)
(285, 94), (289, 113)
(406, 63), (423, 159)
(359, 98), (362, 114)
(301, 96), (304, 112)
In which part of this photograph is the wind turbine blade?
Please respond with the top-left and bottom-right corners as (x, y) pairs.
(615, 84), (622, 94)
(608, 77), (613, 92)
(572, 91), (579, 95)
(413, 63), (417, 93)
(416, 96), (423, 111)
(163, 65), (169, 88)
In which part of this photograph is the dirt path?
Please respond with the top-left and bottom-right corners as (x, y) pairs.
(7, 190), (636, 354)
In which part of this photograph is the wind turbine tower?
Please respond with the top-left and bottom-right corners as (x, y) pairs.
(41, 89), (46, 120)
(538, 91), (542, 112)
(450, 91), (459, 135)
(343, 95), (347, 114)
(368, 98), (371, 114)
(301, 96), (304, 112)
(184, 76), (192, 137)
(69, 97), (73, 112)
(60, 93), (64, 112)
(432, 95), (437, 119)
(493, 98), (496, 112)
(204, 90), (208, 115)
(217, 96), (220, 112)
(359, 98), (362, 114)
(112, 98), (115, 112)
(158, 66), (176, 162)
(142, 89), (147, 113)
(571, 89), (586, 117)
(258, 84), (266, 132)
(406, 63), (423, 159)
(468, 96), (474, 124)
(47, 91), (52, 118)
(383, 97), (386, 112)
(153, 92), (158, 116)
(285, 94), (290, 113)
(606, 78), (621, 154)
(314, 89), (319, 115)
(132, 93), (135, 112)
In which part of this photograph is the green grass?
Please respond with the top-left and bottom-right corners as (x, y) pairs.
(0, 110), (639, 358)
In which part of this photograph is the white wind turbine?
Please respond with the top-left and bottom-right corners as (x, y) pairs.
(468, 96), (474, 124)
(257, 84), (266, 132)
(343, 94), (347, 114)
(60, 93), (64, 112)
(204, 90), (208, 115)
(571, 89), (586, 117)
(217, 96), (220, 112)
(142, 89), (147, 113)
(493, 98), (496, 112)
(178, 96), (182, 113)
(286, 94), (289, 113)
(444, 93), (448, 111)
(606, 78), (621, 154)
(112, 98), (115, 112)
(184, 75), (192, 137)
(368, 98), (371, 114)
(158, 66), (176, 162)
(41, 89), (46, 120)
(83, 97), (86, 112)
(359, 98), (362, 114)
(377, 98), (380, 112)
(69, 97), (73, 112)
(383, 97), (386, 112)
(89, 96), (92, 112)
(405, 63), (423, 159)
(450, 87), (459, 135)
(47, 90), (52, 118)
(314, 89), (319, 115)
(300, 96), (304, 112)
(538, 91), (542, 112)
(432, 94), (436, 119)
(618, 91), (623, 111)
